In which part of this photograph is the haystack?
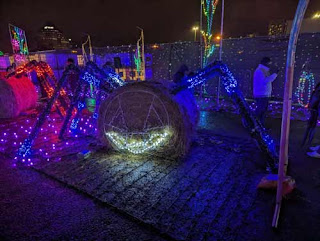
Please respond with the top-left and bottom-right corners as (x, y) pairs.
(98, 81), (199, 158)
(0, 75), (38, 118)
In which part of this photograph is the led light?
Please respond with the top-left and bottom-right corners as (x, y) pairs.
(295, 70), (315, 107)
(106, 127), (172, 154)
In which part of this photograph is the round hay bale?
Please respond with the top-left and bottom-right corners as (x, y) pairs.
(0, 75), (38, 118)
(98, 81), (199, 158)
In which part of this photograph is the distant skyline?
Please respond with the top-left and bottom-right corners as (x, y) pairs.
(1, 0), (320, 53)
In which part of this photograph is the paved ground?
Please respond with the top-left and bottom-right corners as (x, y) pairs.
(1, 110), (320, 241)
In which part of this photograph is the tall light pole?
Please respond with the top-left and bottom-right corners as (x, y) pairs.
(192, 26), (199, 41)
(217, 0), (225, 108)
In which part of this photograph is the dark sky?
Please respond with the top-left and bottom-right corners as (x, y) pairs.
(0, 0), (319, 52)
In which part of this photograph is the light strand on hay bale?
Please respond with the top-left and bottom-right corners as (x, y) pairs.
(98, 81), (198, 158)
(106, 127), (172, 154)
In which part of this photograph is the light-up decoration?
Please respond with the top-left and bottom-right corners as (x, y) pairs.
(295, 70), (315, 107)
(15, 61), (70, 116)
(201, 0), (219, 67)
(106, 127), (172, 154)
(17, 64), (80, 163)
(59, 61), (125, 140)
(175, 61), (278, 172)
(134, 28), (145, 80)
(134, 45), (142, 74)
(186, 62), (221, 89)
(107, 72), (125, 87)
(9, 24), (29, 62)
(82, 71), (101, 87)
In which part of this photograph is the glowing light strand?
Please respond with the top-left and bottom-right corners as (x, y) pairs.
(106, 127), (172, 154)
(295, 71), (315, 107)
(175, 61), (278, 172)
(201, 0), (219, 66)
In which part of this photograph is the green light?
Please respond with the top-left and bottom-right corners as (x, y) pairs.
(201, 0), (219, 66)
(85, 98), (96, 113)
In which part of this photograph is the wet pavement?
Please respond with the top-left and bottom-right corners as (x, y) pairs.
(1, 111), (320, 241)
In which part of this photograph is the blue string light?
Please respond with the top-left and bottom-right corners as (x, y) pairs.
(175, 61), (278, 172)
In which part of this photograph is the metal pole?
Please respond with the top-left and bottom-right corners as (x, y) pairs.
(200, 0), (203, 68)
(217, 0), (224, 108)
(89, 35), (93, 62)
(272, 0), (309, 228)
(141, 29), (145, 80)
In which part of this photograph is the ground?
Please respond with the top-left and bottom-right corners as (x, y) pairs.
(1, 110), (320, 241)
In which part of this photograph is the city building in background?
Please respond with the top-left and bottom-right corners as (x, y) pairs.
(286, 18), (320, 35)
(37, 23), (71, 50)
(268, 20), (287, 36)
(269, 17), (320, 36)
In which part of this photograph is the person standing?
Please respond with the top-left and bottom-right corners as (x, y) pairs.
(253, 57), (278, 126)
(173, 64), (189, 84)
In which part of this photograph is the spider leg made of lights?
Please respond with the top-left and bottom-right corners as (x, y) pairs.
(58, 62), (125, 139)
(17, 64), (80, 162)
(173, 61), (278, 172)
(14, 60), (70, 117)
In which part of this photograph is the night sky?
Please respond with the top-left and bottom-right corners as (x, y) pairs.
(0, 0), (319, 52)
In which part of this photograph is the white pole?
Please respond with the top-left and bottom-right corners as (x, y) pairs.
(217, 0), (224, 107)
(89, 35), (93, 62)
(272, 0), (309, 228)
(200, 0), (203, 68)
(141, 29), (145, 81)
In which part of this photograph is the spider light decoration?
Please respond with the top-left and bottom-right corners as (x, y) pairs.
(98, 61), (278, 171)
(173, 61), (279, 172)
(13, 60), (70, 116)
(17, 60), (278, 172)
(17, 61), (124, 164)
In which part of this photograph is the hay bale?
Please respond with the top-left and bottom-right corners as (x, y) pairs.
(98, 81), (199, 158)
(0, 75), (38, 118)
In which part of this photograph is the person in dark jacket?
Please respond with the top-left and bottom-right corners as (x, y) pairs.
(65, 58), (78, 95)
(173, 64), (189, 84)
(304, 83), (320, 157)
